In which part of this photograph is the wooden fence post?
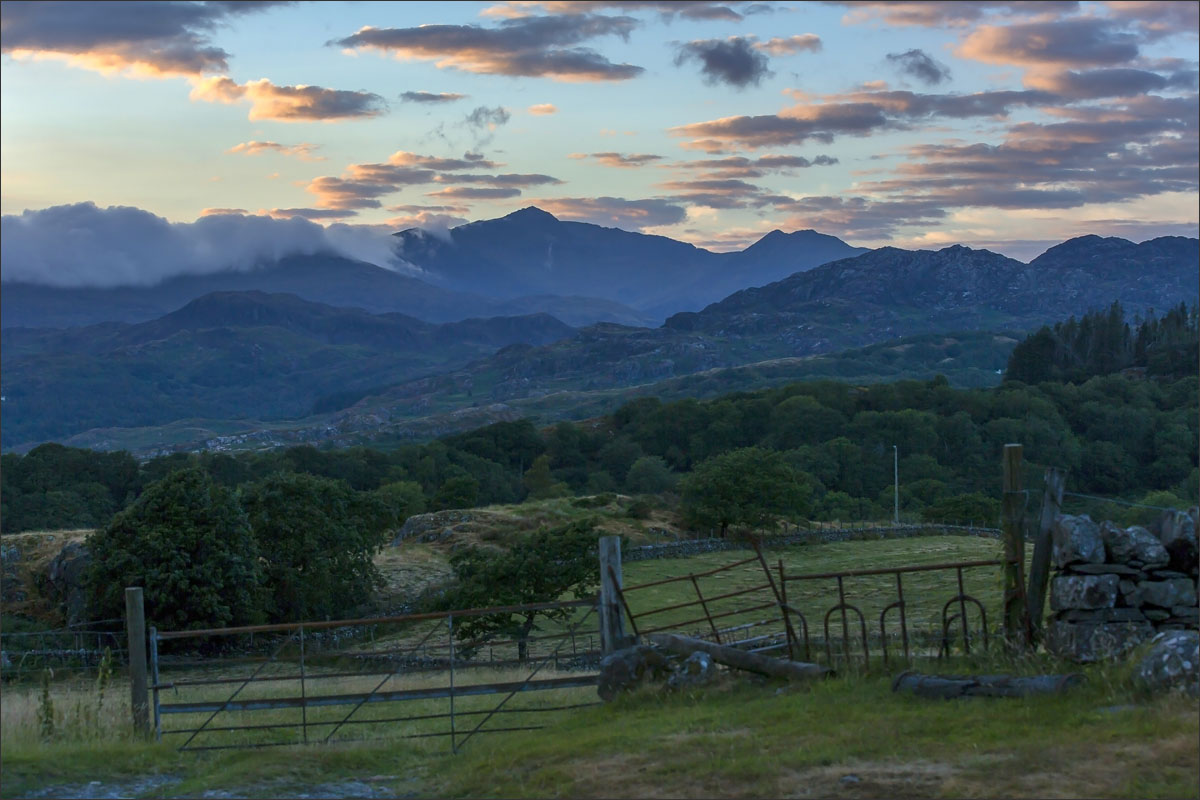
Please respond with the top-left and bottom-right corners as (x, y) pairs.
(599, 536), (627, 655)
(124, 586), (150, 738)
(1001, 445), (1028, 650)
(1028, 467), (1065, 646)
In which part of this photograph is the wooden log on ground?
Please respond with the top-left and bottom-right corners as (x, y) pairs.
(892, 670), (1085, 699)
(646, 633), (831, 681)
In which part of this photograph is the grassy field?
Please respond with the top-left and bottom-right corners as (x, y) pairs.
(4, 533), (1195, 798)
(620, 535), (1020, 666)
(2, 654), (1196, 799)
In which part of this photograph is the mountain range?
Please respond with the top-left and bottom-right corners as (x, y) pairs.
(1, 207), (866, 330)
(392, 206), (868, 317)
(1, 209), (1196, 455)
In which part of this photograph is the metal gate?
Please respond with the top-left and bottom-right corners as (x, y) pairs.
(150, 599), (601, 752)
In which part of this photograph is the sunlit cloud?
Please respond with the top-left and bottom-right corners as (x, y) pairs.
(333, 14), (644, 82)
(527, 196), (688, 229)
(0, 1), (291, 78)
(226, 141), (325, 161)
(190, 76), (386, 122)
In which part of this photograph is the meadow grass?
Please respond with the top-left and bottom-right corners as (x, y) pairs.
(4, 534), (1194, 798)
(8, 653), (1193, 799)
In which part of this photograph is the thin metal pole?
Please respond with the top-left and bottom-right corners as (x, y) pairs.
(448, 615), (456, 754)
(149, 627), (161, 742)
(893, 445), (899, 525)
(300, 626), (308, 745)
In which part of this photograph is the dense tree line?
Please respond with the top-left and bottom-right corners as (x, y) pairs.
(4, 369), (1196, 537)
(85, 468), (394, 629)
(1005, 302), (1197, 384)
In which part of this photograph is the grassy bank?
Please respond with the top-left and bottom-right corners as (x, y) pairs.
(3, 656), (1196, 799)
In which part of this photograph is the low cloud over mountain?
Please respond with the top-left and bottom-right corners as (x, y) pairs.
(1, 203), (404, 288)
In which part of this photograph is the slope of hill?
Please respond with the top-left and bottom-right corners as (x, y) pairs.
(665, 236), (1199, 344)
(0, 292), (576, 449)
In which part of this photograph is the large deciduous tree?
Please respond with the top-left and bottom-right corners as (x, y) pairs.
(85, 467), (264, 630)
(442, 520), (599, 662)
(240, 472), (392, 622)
(681, 447), (811, 537)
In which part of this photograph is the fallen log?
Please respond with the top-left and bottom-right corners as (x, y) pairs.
(891, 670), (1085, 699)
(646, 633), (831, 681)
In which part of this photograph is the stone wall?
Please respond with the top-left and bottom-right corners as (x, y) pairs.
(1045, 508), (1199, 662)
(622, 524), (1001, 562)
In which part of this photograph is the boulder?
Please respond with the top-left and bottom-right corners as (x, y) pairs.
(1052, 515), (1105, 568)
(597, 645), (672, 701)
(667, 651), (718, 690)
(1157, 508), (1199, 574)
(46, 541), (91, 626)
(1137, 578), (1198, 609)
(1050, 574), (1118, 611)
(389, 510), (474, 545)
(1044, 618), (1153, 663)
(1100, 522), (1169, 569)
(1133, 630), (1199, 695)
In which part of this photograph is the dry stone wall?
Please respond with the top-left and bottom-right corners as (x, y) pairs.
(622, 525), (1000, 562)
(1045, 508), (1199, 663)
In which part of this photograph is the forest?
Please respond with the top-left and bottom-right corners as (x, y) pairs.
(4, 305), (1196, 538)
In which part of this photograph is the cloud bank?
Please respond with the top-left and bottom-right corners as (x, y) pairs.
(1, 202), (406, 288)
(0, 0), (291, 77)
(333, 14), (644, 82)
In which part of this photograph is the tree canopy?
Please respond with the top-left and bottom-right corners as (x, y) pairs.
(85, 468), (263, 630)
(680, 447), (811, 537)
(240, 472), (392, 622)
(441, 520), (599, 661)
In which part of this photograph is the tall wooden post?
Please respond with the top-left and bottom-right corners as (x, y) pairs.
(124, 587), (150, 737)
(1028, 467), (1065, 646)
(1001, 445), (1028, 650)
(598, 536), (627, 655)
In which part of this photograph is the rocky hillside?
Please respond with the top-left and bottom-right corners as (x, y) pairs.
(664, 236), (1198, 346)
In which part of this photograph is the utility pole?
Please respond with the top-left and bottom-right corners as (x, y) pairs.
(893, 445), (899, 524)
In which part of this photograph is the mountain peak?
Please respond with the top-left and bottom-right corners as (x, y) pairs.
(503, 206), (558, 224)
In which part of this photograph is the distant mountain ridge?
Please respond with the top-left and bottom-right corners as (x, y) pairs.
(392, 207), (870, 317)
(0, 253), (655, 331)
(0, 291), (577, 449)
(0, 204), (869, 331)
(665, 235), (1199, 343)
(3, 228), (1196, 456)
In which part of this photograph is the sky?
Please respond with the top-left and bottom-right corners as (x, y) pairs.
(1, 0), (1197, 287)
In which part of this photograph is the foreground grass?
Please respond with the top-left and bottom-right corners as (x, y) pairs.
(4, 656), (1197, 799)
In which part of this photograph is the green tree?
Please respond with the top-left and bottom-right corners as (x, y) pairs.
(432, 473), (481, 510)
(624, 455), (677, 494)
(920, 493), (1001, 526)
(522, 455), (569, 500)
(241, 472), (392, 622)
(443, 520), (599, 661)
(375, 480), (426, 528)
(680, 447), (811, 537)
(85, 468), (263, 630)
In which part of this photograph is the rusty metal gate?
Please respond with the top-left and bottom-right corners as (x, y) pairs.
(149, 599), (601, 752)
(778, 557), (1010, 667)
(614, 543), (1013, 670)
